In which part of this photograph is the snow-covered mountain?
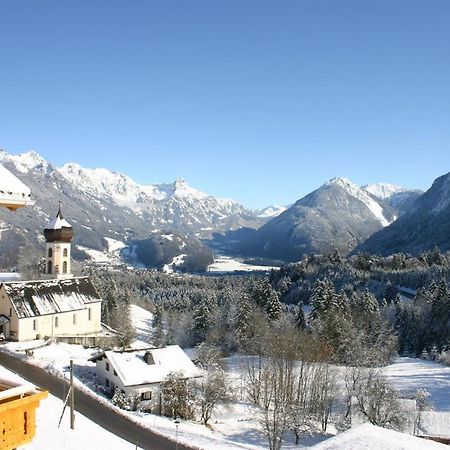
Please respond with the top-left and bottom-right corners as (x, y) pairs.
(0, 149), (262, 268)
(358, 171), (450, 255)
(363, 182), (423, 214)
(255, 205), (287, 218)
(219, 177), (398, 262)
(58, 162), (253, 226)
(363, 183), (406, 200)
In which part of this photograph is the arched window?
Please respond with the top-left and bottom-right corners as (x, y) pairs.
(47, 261), (52, 274)
(63, 248), (68, 257)
(63, 261), (68, 274)
(48, 248), (53, 257)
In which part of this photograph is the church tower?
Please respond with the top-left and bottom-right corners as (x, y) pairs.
(43, 203), (74, 279)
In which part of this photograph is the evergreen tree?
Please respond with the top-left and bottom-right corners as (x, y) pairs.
(294, 303), (306, 330)
(193, 297), (213, 343)
(235, 293), (253, 349)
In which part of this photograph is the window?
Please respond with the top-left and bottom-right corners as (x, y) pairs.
(88, 308), (92, 321)
(63, 261), (68, 274)
(105, 378), (110, 387)
(55, 317), (59, 328)
(141, 391), (152, 401)
(32, 319), (37, 331)
(113, 369), (117, 376)
(63, 248), (68, 257)
(47, 261), (52, 274)
(106, 362), (110, 371)
(48, 248), (53, 257)
(9, 308), (12, 317)
(73, 314), (76, 325)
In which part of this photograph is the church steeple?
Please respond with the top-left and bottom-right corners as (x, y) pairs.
(43, 203), (73, 279)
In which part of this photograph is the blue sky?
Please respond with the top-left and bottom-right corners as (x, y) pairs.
(1, 1), (449, 208)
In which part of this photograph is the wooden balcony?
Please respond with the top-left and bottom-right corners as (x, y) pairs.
(0, 380), (48, 450)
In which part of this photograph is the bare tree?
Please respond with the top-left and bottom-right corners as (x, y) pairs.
(161, 372), (196, 420)
(308, 363), (336, 432)
(111, 305), (136, 350)
(196, 368), (229, 425)
(255, 318), (302, 450)
(352, 370), (408, 431)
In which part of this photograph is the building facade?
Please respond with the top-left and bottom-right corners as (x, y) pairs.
(0, 205), (102, 341)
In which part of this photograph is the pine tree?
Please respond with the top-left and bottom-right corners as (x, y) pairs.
(250, 278), (282, 321)
(193, 298), (213, 343)
(310, 279), (337, 321)
(293, 303), (305, 329)
(264, 289), (282, 321)
(235, 293), (253, 349)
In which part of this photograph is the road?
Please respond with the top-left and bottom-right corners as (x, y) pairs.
(0, 351), (195, 450)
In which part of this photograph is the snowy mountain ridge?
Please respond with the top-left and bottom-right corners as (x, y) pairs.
(363, 182), (407, 200)
(322, 177), (392, 226)
(0, 150), (259, 234)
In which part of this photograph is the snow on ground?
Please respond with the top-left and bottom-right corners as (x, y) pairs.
(130, 304), (154, 343)
(104, 237), (127, 253)
(4, 333), (450, 450)
(163, 254), (187, 273)
(310, 423), (447, 449)
(385, 357), (450, 411)
(0, 364), (142, 450)
(78, 245), (114, 263)
(207, 256), (278, 273)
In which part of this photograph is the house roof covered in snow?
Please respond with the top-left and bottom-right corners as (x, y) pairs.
(1, 277), (101, 318)
(417, 411), (450, 439)
(90, 345), (203, 386)
(0, 164), (32, 210)
(310, 423), (448, 449)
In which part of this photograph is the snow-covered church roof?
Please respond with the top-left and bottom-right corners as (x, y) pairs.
(90, 345), (203, 386)
(0, 164), (32, 210)
(1, 277), (101, 318)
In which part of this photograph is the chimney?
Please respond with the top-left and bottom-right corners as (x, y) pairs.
(143, 351), (155, 365)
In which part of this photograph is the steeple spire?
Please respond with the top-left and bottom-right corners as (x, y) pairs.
(43, 203), (73, 279)
(57, 201), (63, 219)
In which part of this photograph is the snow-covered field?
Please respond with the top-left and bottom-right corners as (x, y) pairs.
(130, 304), (154, 342)
(2, 306), (450, 449)
(207, 256), (279, 273)
(385, 357), (450, 411)
(310, 423), (447, 449)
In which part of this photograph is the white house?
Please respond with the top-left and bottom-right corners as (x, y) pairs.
(0, 205), (102, 341)
(89, 345), (203, 413)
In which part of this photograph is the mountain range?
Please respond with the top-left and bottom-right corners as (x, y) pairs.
(213, 178), (421, 262)
(2, 148), (449, 270)
(0, 149), (267, 269)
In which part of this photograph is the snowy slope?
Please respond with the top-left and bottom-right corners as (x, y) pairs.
(310, 423), (447, 449)
(326, 178), (392, 226)
(255, 205), (287, 218)
(363, 183), (406, 200)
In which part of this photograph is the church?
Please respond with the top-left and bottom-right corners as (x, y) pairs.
(0, 205), (102, 341)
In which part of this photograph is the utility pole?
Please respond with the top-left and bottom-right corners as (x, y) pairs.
(70, 359), (75, 430)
